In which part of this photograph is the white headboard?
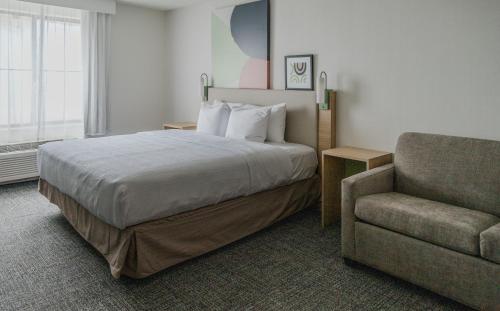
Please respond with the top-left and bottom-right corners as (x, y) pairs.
(208, 88), (317, 148)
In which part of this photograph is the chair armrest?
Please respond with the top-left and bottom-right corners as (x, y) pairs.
(341, 163), (395, 259)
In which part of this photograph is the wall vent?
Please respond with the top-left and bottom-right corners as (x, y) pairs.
(0, 149), (39, 185)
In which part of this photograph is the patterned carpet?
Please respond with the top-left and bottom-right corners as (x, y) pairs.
(0, 182), (470, 311)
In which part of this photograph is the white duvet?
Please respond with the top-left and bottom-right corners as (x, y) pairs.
(38, 130), (307, 229)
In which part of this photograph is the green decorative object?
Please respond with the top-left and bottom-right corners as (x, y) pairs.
(319, 90), (330, 110)
(200, 73), (210, 102)
(317, 71), (330, 109)
(345, 160), (367, 177)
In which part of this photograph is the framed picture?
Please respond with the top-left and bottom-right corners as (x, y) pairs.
(212, 0), (270, 89)
(285, 54), (314, 90)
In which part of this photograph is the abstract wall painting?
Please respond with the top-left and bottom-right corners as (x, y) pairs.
(285, 55), (314, 91)
(212, 0), (270, 89)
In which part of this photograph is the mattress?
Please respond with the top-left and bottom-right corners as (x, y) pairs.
(266, 142), (318, 181)
(38, 130), (317, 229)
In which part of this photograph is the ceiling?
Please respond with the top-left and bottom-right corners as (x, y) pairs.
(118, 0), (206, 11)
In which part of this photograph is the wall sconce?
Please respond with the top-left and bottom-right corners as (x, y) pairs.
(316, 71), (330, 110)
(200, 73), (209, 102)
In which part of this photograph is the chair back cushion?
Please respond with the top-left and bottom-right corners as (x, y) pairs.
(395, 132), (500, 217)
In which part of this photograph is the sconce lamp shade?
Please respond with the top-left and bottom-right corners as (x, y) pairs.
(200, 73), (209, 102)
(316, 71), (329, 110)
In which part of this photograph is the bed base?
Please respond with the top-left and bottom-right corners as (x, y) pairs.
(39, 176), (319, 279)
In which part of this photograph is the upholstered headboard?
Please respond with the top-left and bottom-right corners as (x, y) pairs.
(208, 88), (317, 148)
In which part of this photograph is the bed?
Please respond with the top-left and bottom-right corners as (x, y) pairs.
(38, 88), (332, 278)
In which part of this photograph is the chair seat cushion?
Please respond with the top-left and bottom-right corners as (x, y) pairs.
(480, 223), (500, 264)
(355, 192), (500, 255)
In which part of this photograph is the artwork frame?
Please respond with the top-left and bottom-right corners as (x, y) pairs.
(212, 0), (270, 89)
(285, 54), (314, 91)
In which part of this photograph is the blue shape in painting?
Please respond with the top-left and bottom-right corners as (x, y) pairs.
(230, 0), (269, 60)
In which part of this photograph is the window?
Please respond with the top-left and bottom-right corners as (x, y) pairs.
(0, 0), (83, 145)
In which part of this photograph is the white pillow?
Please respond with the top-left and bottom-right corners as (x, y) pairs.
(196, 101), (231, 136)
(227, 102), (250, 110)
(225, 106), (271, 143)
(267, 103), (286, 143)
(227, 102), (287, 143)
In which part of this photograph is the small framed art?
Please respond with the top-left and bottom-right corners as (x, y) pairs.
(285, 54), (314, 90)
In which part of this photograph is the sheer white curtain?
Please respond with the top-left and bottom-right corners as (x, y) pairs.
(0, 0), (83, 146)
(81, 11), (110, 137)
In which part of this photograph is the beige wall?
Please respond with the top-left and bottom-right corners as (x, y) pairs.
(108, 3), (168, 135)
(164, 0), (500, 151)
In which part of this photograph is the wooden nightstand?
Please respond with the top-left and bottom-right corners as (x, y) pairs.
(322, 147), (393, 228)
(163, 122), (197, 130)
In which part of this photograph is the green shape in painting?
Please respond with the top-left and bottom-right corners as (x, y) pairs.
(212, 13), (249, 87)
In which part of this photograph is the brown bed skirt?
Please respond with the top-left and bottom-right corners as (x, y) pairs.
(39, 176), (320, 279)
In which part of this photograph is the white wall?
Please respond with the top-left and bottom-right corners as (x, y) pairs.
(164, 4), (211, 123)
(108, 3), (168, 135)
(164, 0), (500, 151)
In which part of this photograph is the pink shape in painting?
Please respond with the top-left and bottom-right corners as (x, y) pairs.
(239, 58), (269, 89)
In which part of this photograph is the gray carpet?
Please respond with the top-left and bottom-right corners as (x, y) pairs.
(0, 182), (470, 311)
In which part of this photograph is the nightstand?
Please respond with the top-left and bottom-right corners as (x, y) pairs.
(163, 122), (197, 130)
(322, 147), (393, 227)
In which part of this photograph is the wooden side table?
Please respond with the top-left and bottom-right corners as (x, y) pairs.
(322, 147), (393, 227)
(163, 122), (197, 130)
